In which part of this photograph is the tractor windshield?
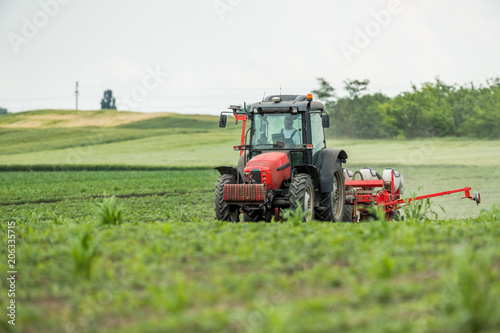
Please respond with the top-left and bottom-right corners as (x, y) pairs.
(250, 113), (303, 149)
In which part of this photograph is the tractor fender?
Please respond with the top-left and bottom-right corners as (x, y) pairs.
(214, 166), (243, 183)
(317, 148), (348, 193)
(293, 165), (320, 189)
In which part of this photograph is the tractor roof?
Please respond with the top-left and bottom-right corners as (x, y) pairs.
(251, 95), (324, 113)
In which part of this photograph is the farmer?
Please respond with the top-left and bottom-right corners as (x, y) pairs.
(280, 114), (301, 147)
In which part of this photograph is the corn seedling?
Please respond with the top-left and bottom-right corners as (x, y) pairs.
(403, 192), (443, 222)
(478, 204), (500, 222)
(71, 227), (99, 279)
(443, 247), (500, 332)
(47, 209), (67, 225)
(96, 195), (123, 225)
(284, 200), (309, 225)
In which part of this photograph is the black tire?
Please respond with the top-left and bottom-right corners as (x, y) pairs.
(289, 174), (315, 221)
(343, 204), (355, 222)
(315, 191), (333, 221)
(315, 160), (346, 222)
(263, 210), (274, 222)
(244, 209), (274, 222)
(360, 211), (377, 221)
(214, 174), (240, 222)
(388, 210), (402, 221)
(243, 209), (262, 222)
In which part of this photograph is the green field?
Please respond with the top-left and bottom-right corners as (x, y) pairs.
(0, 110), (499, 332)
(0, 110), (498, 218)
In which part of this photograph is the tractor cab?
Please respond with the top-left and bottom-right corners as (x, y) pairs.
(247, 104), (328, 169)
(221, 94), (330, 170)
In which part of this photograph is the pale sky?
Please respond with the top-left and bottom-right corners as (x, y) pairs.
(1, 0), (499, 114)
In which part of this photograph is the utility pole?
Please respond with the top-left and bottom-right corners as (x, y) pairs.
(75, 81), (79, 110)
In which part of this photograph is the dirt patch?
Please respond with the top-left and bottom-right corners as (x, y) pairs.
(1, 111), (172, 128)
(1, 192), (175, 206)
(0, 191), (220, 207)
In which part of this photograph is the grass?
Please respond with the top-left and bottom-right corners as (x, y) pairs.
(333, 137), (500, 167)
(0, 109), (499, 332)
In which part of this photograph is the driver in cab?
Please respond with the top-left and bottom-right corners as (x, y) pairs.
(280, 115), (301, 147)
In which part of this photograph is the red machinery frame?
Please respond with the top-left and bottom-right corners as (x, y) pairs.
(234, 113), (247, 156)
(344, 173), (481, 221)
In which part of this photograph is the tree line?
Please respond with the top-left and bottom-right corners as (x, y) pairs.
(313, 77), (500, 139)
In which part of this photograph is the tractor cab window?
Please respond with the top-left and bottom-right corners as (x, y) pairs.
(310, 112), (326, 163)
(251, 113), (302, 148)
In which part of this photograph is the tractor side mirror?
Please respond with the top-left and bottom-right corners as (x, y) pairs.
(322, 114), (330, 128)
(219, 114), (227, 128)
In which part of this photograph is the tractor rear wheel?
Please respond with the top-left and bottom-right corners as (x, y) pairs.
(316, 160), (346, 222)
(215, 174), (240, 222)
(289, 174), (315, 221)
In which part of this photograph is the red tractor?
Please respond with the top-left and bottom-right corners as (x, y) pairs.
(215, 94), (347, 222)
(215, 93), (481, 222)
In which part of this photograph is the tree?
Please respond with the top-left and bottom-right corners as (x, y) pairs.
(101, 90), (116, 110)
(344, 79), (369, 99)
(312, 77), (336, 102)
(313, 76), (500, 139)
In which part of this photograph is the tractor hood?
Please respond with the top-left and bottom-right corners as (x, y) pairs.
(244, 152), (290, 190)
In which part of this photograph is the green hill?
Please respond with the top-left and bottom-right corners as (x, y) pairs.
(1, 110), (499, 168)
(0, 110), (241, 167)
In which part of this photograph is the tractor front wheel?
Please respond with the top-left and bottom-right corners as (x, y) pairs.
(243, 209), (262, 222)
(388, 210), (403, 221)
(243, 209), (273, 222)
(289, 174), (315, 221)
(343, 204), (355, 222)
(215, 174), (240, 222)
